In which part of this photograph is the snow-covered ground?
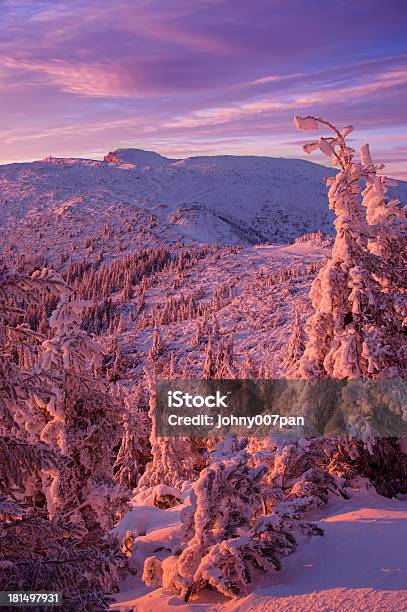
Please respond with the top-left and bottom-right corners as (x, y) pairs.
(111, 486), (407, 612)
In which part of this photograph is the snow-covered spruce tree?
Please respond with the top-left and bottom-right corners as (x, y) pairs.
(292, 115), (407, 379)
(202, 330), (237, 379)
(202, 335), (216, 378)
(284, 309), (305, 373)
(39, 287), (130, 530)
(142, 439), (331, 600)
(292, 116), (407, 493)
(0, 265), (64, 438)
(0, 491), (123, 611)
(0, 264), (67, 509)
(113, 386), (151, 490)
(0, 265), (124, 609)
(214, 336), (238, 378)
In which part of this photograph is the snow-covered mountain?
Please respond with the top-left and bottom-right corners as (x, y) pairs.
(2, 148), (406, 264)
(0, 150), (349, 263)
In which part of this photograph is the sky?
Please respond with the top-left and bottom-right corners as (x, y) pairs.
(0, 0), (406, 177)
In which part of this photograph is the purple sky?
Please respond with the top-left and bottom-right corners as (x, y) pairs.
(1, 0), (406, 177)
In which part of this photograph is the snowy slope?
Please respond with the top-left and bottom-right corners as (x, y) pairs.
(115, 241), (327, 384)
(111, 486), (407, 612)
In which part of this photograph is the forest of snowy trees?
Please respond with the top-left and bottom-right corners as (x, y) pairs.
(1, 117), (406, 610)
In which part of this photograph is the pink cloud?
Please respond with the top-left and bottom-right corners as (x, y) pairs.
(0, 57), (135, 97)
(165, 67), (407, 130)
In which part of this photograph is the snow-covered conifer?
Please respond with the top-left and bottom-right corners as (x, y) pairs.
(293, 116), (407, 379)
(114, 388), (151, 490)
(0, 504), (124, 611)
(148, 441), (328, 600)
(149, 324), (164, 360)
(285, 309), (305, 372)
(202, 335), (215, 378)
(39, 288), (129, 530)
(214, 337), (237, 378)
(0, 265), (126, 607)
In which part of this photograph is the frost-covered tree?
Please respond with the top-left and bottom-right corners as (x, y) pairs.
(39, 289), (129, 529)
(0, 265), (64, 438)
(114, 387), (151, 490)
(0, 265), (65, 509)
(214, 337), (237, 378)
(0, 497), (124, 612)
(291, 115), (407, 490)
(284, 309), (305, 373)
(202, 335), (215, 378)
(0, 264), (126, 609)
(292, 116), (407, 379)
(143, 438), (330, 600)
(149, 323), (164, 360)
